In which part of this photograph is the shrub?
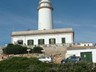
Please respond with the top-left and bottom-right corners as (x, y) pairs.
(0, 57), (95, 72)
(32, 46), (43, 53)
(3, 44), (27, 54)
(0, 57), (42, 72)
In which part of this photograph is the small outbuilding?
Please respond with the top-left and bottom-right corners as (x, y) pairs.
(66, 46), (96, 63)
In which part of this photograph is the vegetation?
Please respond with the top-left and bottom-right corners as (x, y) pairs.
(3, 44), (43, 54)
(3, 44), (28, 54)
(32, 46), (43, 53)
(2, 44), (96, 72)
(0, 57), (96, 72)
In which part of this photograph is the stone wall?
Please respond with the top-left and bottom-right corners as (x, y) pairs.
(43, 46), (67, 64)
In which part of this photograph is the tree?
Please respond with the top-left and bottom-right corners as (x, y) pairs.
(3, 44), (27, 54)
(32, 46), (43, 53)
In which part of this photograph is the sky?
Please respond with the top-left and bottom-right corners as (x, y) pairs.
(0, 0), (96, 46)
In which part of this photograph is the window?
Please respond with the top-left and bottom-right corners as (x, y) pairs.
(49, 38), (56, 44)
(27, 40), (34, 45)
(17, 40), (23, 45)
(62, 38), (66, 43)
(38, 39), (45, 45)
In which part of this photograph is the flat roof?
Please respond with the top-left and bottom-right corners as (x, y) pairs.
(12, 28), (74, 36)
(67, 46), (96, 50)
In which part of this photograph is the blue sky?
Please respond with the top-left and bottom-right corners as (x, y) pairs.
(0, 0), (96, 46)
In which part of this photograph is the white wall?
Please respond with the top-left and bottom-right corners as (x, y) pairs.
(0, 48), (2, 55)
(12, 33), (73, 45)
(66, 49), (96, 63)
(38, 8), (53, 30)
(38, 0), (53, 30)
(80, 43), (93, 46)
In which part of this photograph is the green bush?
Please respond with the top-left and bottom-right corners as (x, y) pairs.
(32, 46), (43, 53)
(0, 57), (95, 72)
(3, 44), (27, 54)
(0, 57), (42, 72)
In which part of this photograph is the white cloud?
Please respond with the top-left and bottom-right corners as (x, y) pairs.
(0, 10), (37, 30)
(53, 19), (81, 27)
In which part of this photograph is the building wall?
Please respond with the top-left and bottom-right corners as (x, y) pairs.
(66, 49), (96, 63)
(12, 32), (73, 45)
(80, 43), (93, 46)
(38, 0), (53, 30)
(38, 8), (53, 30)
(0, 48), (3, 55)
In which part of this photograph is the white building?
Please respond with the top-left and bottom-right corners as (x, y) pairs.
(66, 46), (96, 63)
(11, 0), (96, 63)
(0, 47), (2, 55)
(71, 42), (94, 47)
(38, 0), (53, 30)
(11, 0), (74, 46)
(79, 43), (94, 46)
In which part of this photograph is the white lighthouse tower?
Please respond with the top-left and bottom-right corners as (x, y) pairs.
(12, 0), (74, 46)
(38, 0), (53, 30)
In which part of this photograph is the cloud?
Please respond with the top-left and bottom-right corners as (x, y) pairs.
(0, 10), (38, 45)
(0, 10), (37, 31)
(53, 19), (81, 28)
(53, 17), (96, 29)
(88, 24), (96, 28)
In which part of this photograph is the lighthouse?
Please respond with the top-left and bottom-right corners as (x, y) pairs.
(11, 0), (74, 46)
(38, 0), (53, 30)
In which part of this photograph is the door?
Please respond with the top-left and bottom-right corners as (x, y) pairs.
(81, 52), (92, 62)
